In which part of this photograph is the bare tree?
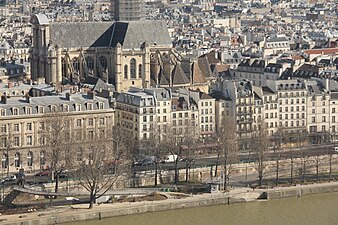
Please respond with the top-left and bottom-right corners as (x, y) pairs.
(252, 122), (269, 187)
(216, 116), (238, 190)
(73, 127), (131, 209)
(0, 127), (13, 177)
(42, 113), (71, 193)
(161, 123), (196, 185)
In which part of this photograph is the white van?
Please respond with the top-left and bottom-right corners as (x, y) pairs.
(163, 155), (178, 163)
(333, 147), (338, 152)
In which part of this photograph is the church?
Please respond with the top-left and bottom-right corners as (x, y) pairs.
(30, 14), (212, 93)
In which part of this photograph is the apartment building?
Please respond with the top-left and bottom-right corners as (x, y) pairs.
(0, 92), (115, 173)
(116, 90), (158, 142)
(116, 88), (216, 143)
(216, 79), (255, 139)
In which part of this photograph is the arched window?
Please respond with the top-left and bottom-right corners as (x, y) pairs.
(72, 57), (80, 72)
(40, 151), (45, 166)
(2, 154), (7, 169)
(61, 58), (67, 77)
(130, 58), (136, 79)
(14, 152), (20, 168)
(99, 56), (107, 70)
(124, 65), (128, 79)
(85, 56), (94, 71)
(27, 151), (33, 167)
(138, 64), (142, 78)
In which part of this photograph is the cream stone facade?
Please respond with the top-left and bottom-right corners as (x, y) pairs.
(0, 93), (114, 173)
(115, 88), (216, 143)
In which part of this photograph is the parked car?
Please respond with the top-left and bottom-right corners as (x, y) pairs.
(140, 156), (156, 166)
(35, 170), (51, 176)
(162, 154), (178, 163)
(4, 175), (16, 182)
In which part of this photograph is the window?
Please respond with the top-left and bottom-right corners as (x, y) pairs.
(40, 151), (45, 166)
(312, 117), (315, 123)
(99, 118), (105, 125)
(26, 107), (31, 114)
(76, 119), (82, 127)
(0, 109), (5, 116)
(87, 103), (93, 110)
(27, 123), (32, 131)
(38, 106), (44, 114)
(14, 152), (20, 167)
(85, 56), (94, 71)
(323, 116), (326, 122)
(138, 64), (142, 78)
(39, 122), (45, 130)
(72, 57), (80, 72)
(27, 151), (33, 166)
(13, 108), (18, 115)
(99, 102), (104, 109)
(130, 58), (136, 79)
(124, 65), (128, 79)
(99, 56), (107, 70)
(14, 124), (19, 132)
(14, 137), (20, 146)
(163, 116), (167, 122)
(2, 154), (7, 169)
(26, 135), (32, 146)
(89, 130), (94, 139)
(1, 124), (6, 133)
(88, 118), (94, 126)
(77, 147), (84, 161)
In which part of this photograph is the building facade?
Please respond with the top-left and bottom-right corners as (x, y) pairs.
(0, 92), (114, 173)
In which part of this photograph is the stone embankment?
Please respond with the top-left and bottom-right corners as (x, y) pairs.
(2, 182), (338, 225)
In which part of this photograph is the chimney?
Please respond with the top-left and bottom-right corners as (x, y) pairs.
(66, 92), (71, 101)
(1, 95), (7, 104)
(88, 91), (95, 99)
(26, 95), (30, 103)
(8, 82), (13, 88)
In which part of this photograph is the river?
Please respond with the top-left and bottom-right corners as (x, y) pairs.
(68, 192), (338, 225)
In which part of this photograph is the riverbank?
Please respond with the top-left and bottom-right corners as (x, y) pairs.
(2, 182), (338, 225)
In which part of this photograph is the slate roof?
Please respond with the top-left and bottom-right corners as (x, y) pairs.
(0, 94), (111, 117)
(192, 62), (206, 84)
(172, 64), (190, 85)
(49, 20), (172, 49)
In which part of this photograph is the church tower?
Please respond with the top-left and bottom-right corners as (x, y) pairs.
(110, 0), (143, 21)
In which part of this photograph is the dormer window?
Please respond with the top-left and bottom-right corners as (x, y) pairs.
(63, 104), (69, 112)
(98, 102), (104, 109)
(25, 107), (32, 115)
(12, 108), (19, 115)
(87, 103), (93, 110)
(38, 106), (44, 114)
(74, 104), (81, 111)
(50, 105), (57, 112)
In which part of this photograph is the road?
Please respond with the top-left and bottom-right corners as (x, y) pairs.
(133, 143), (336, 171)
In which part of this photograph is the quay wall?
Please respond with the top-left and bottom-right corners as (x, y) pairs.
(4, 182), (338, 225)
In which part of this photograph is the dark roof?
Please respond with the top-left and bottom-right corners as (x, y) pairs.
(172, 64), (190, 85)
(262, 86), (275, 94)
(49, 20), (172, 49)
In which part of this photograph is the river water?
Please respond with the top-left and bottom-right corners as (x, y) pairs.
(69, 192), (338, 225)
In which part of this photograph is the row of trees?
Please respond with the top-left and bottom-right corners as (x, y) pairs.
(41, 113), (132, 209)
